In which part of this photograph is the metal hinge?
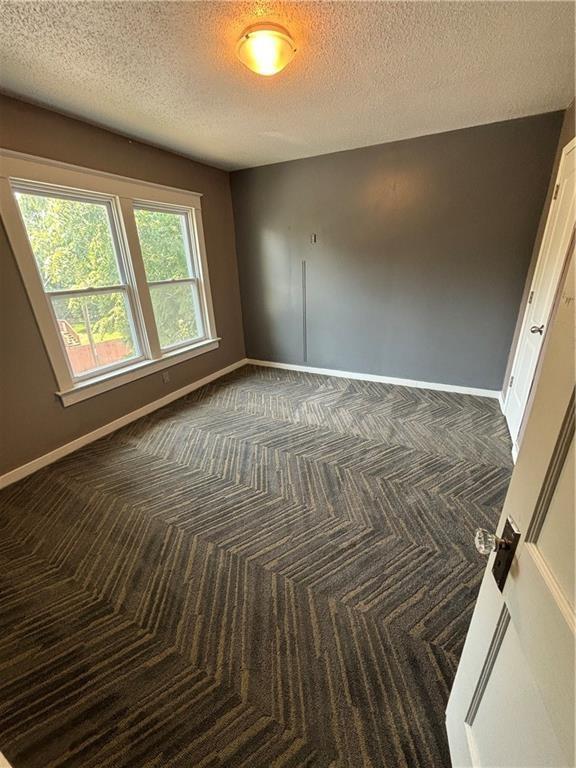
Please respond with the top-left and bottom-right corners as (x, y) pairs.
(528, 290), (534, 304)
(509, 375), (514, 388)
(553, 183), (560, 200)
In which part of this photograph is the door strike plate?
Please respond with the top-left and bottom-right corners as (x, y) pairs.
(492, 516), (520, 592)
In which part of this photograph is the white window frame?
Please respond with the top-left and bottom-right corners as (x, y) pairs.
(12, 181), (148, 381)
(133, 201), (209, 353)
(0, 149), (219, 406)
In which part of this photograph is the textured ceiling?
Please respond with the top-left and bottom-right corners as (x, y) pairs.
(0, 1), (574, 170)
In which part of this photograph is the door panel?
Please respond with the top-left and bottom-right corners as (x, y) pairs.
(447, 247), (575, 768)
(504, 139), (575, 448)
(507, 429), (575, 763)
(466, 609), (565, 768)
(446, 568), (504, 768)
(510, 536), (575, 763)
(536, 440), (574, 607)
(505, 339), (542, 437)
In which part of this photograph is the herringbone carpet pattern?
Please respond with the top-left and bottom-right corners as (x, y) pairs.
(0, 365), (512, 768)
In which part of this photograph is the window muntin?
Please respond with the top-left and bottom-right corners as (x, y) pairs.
(134, 205), (206, 350)
(14, 187), (142, 379)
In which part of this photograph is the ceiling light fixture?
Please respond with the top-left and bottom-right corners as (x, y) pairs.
(236, 23), (296, 76)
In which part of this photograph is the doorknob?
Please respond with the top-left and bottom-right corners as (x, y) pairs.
(530, 324), (544, 335)
(474, 517), (521, 591)
(474, 528), (508, 555)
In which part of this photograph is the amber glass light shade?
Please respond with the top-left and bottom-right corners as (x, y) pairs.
(236, 23), (296, 76)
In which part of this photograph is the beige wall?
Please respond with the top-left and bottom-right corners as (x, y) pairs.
(0, 95), (245, 474)
(503, 100), (575, 387)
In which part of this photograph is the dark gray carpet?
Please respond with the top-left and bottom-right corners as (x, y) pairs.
(0, 365), (512, 767)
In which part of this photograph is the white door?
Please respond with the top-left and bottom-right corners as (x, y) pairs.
(447, 250), (575, 768)
(504, 137), (575, 454)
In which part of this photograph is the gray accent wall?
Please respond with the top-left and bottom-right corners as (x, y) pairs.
(0, 96), (245, 475)
(232, 113), (562, 390)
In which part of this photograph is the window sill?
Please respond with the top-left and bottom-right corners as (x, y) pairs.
(57, 338), (221, 406)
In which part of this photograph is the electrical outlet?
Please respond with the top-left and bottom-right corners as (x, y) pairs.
(162, 371), (170, 384)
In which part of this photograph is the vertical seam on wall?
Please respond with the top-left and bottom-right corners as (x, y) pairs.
(302, 259), (307, 362)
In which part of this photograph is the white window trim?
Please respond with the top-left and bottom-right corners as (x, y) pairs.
(0, 148), (219, 406)
(57, 338), (221, 406)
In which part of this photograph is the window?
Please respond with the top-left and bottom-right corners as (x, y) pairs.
(134, 206), (205, 350)
(15, 189), (141, 377)
(0, 151), (218, 405)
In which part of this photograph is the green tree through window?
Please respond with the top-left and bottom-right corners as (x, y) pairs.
(16, 193), (131, 352)
(17, 194), (204, 359)
(135, 207), (202, 347)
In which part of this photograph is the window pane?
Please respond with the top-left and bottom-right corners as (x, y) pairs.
(15, 192), (122, 291)
(150, 282), (204, 349)
(134, 208), (193, 281)
(51, 292), (138, 377)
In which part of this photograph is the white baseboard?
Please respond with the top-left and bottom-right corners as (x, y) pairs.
(0, 356), (507, 490)
(247, 358), (501, 399)
(511, 442), (519, 464)
(0, 358), (248, 491)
